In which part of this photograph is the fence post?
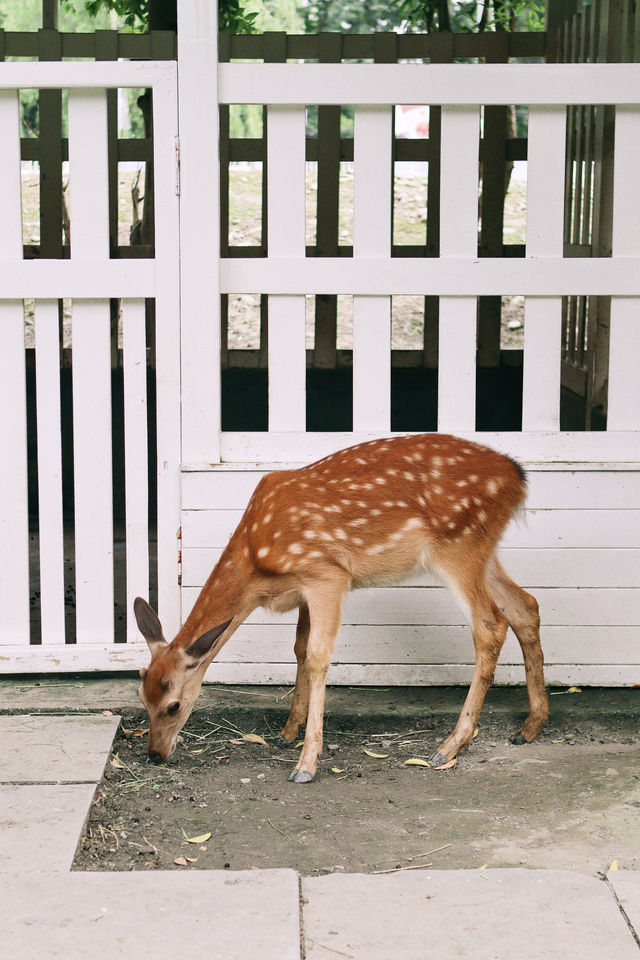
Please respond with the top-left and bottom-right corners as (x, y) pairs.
(178, 0), (222, 465)
(0, 89), (30, 644)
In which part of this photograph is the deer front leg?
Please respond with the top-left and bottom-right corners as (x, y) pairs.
(279, 604), (310, 745)
(288, 581), (346, 784)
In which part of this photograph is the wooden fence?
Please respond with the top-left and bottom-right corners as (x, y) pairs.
(548, 0), (640, 426)
(0, 60), (181, 668)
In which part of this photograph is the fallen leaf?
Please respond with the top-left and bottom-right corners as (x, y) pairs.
(185, 856), (198, 863)
(109, 753), (126, 769)
(551, 738), (565, 743)
(479, 863), (489, 870)
(190, 749), (205, 755)
(101, 710), (114, 717)
(609, 859), (619, 871)
(434, 757), (457, 771)
(331, 767), (345, 774)
(362, 748), (389, 759)
(567, 686), (582, 694)
(228, 738), (244, 745)
(132, 729), (149, 737)
(243, 733), (267, 746)
(472, 728), (479, 739)
(173, 856), (188, 867)
(404, 758), (431, 767)
(296, 741), (304, 748)
(182, 831), (212, 844)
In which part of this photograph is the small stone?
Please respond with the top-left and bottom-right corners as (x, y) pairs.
(507, 319), (522, 330)
(328, 744), (339, 751)
(240, 778), (251, 784)
(256, 773), (266, 781)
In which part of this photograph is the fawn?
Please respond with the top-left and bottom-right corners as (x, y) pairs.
(134, 433), (547, 781)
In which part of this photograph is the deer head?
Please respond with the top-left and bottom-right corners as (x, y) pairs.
(133, 597), (232, 761)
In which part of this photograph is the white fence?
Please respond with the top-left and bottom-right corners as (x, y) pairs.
(0, 5), (639, 682)
(0, 61), (181, 670)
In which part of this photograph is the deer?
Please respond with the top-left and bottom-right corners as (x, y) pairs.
(134, 433), (548, 783)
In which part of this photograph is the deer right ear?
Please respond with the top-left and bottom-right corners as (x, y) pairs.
(133, 597), (166, 651)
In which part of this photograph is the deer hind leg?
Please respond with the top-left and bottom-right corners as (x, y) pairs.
(488, 556), (548, 744)
(288, 577), (347, 784)
(279, 603), (311, 744)
(429, 560), (508, 766)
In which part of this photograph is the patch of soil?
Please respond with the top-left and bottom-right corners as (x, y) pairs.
(74, 694), (639, 877)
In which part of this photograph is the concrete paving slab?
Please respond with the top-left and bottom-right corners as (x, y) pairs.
(0, 714), (120, 783)
(609, 872), (640, 944)
(0, 783), (96, 872)
(302, 869), (639, 960)
(3, 868), (301, 960)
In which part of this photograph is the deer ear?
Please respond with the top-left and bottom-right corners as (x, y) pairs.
(133, 597), (166, 651)
(184, 619), (233, 662)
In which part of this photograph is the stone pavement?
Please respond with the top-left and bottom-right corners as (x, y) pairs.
(1, 708), (639, 958)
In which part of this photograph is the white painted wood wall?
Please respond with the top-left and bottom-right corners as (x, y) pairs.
(180, 7), (640, 687)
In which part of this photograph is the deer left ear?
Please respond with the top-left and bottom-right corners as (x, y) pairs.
(184, 619), (233, 662)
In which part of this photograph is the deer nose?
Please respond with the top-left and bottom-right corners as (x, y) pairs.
(148, 749), (163, 764)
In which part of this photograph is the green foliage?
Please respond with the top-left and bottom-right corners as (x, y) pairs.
(219, 0), (258, 34)
(61, 0), (147, 30)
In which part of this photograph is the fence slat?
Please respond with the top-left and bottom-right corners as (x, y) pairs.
(152, 67), (182, 636)
(267, 105), (306, 430)
(523, 105), (566, 431)
(122, 299), (149, 641)
(608, 105), (640, 430)
(438, 106), (479, 432)
(0, 89), (29, 645)
(34, 300), (66, 644)
(353, 105), (393, 431)
(67, 88), (113, 643)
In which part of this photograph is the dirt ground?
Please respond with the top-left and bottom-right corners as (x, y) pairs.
(74, 687), (640, 877)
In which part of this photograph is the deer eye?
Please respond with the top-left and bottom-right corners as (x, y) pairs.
(167, 702), (180, 716)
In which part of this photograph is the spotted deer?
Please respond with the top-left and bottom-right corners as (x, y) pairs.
(134, 433), (547, 782)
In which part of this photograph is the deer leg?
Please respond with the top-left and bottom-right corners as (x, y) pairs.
(488, 557), (548, 744)
(429, 585), (508, 766)
(288, 581), (346, 784)
(279, 603), (311, 744)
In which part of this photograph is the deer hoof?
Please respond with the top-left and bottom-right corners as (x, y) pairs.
(428, 751), (452, 768)
(510, 733), (527, 745)
(288, 769), (314, 783)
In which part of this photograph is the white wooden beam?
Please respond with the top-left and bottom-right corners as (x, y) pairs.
(0, 89), (29, 645)
(608, 105), (640, 431)
(353, 105), (393, 432)
(522, 105), (566, 432)
(438, 106), (479, 433)
(267, 105), (307, 432)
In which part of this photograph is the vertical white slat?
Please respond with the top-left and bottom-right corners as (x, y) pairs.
(67, 89), (114, 643)
(522, 105), (566, 431)
(353, 105), (392, 432)
(267, 104), (307, 431)
(122, 299), (149, 642)
(608, 105), (640, 430)
(34, 300), (66, 644)
(152, 67), (182, 637)
(438, 105), (480, 433)
(0, 89), (30, 644)
(178, 3), (222, 465)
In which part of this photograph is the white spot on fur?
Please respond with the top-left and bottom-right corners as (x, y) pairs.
(334, 528), (347, 540)
(403, 471), (415, 481)
(477, 510), (487, 523)
(263, 513), (272, 524)
(257, 547), (270, 559)
(375, 477), (386, 485)
(486, 479), (499, 495)
(349, 518), (367, 527)
(366, 544), (385, 555)
(303, 530), (317, 539)
(403, 517), (423, 531)
(353, 537), (364, 546)
(371, 508), (382, 516)
(456, 480), (468, 488)
(288, 543), (304, 554)
(307, 550), (323, 559)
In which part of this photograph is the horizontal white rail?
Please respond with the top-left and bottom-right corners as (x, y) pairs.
(0, 60), (176, 89)
(220, 258), (640, 296)
(220, 63), (640, 106)
(0, 261), (156, 298)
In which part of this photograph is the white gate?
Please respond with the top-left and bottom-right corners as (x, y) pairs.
(179, 10), (640, 686)
(0, 60), (181, 670)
